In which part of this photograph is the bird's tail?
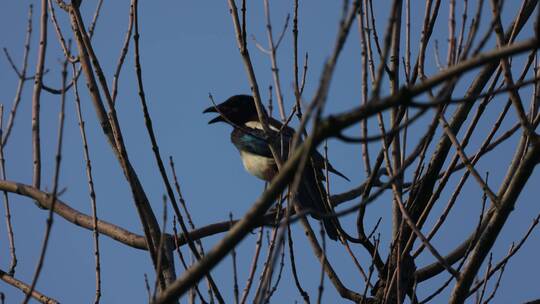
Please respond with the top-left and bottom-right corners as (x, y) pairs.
(321, 214), (340, 241)
(296, 168), (341, 241)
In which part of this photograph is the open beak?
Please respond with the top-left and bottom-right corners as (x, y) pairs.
(203, 105), (225, 124)
(203, 105), (217, 113)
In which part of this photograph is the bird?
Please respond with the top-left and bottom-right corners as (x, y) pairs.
(203, 94), (349, 240)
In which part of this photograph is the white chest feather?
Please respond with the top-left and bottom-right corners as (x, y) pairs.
(239, 150), (276, 181)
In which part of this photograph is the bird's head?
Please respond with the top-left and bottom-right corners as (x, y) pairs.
(203, 95), (262, 125)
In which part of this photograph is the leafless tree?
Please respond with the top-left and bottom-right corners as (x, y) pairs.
(1, 0), (539, 303)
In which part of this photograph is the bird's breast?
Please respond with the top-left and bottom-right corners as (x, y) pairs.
(239, 150), (276, 181)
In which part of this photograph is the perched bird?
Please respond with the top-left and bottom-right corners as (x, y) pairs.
(203, 95), (349, 240)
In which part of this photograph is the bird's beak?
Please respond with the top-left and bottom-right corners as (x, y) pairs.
(207, 116), (225, 124)
(203, 105), (217, 113)
(203, 105), (225, 124)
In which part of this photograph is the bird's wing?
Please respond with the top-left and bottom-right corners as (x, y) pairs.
(268, 118), (350, 181)
(236, 120), (350, 181)
(295, 164), (340, 240)
(231, 128), (273, 158)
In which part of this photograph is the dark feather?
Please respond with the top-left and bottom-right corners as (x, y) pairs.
(231, 128), (273, 158)
(295, 164), (339, 240)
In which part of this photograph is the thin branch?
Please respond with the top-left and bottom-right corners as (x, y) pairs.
(316, 223), (326, 304)
(286, 218), (310, 303)
(262, 0), (289, 121)
(72, 59), (102, 304)
(240, 227), (264, 304)
(48, 0), (77, 62)
(169, 156), (206, 253)
(23, 50), (68, 304)
(172, 218), (208, 304)
(31, 0), (48, 191)
(2, 5), (33, 146)
(0, 107), (17, 275)
(153, 197), (169, 299)
(439, 115), (500, 208)
(253, 211), (283, 304)
(489, 0), (536, 136)
(132, 0), (222, 297)
(0, 269), (58, 304)
(111, 1), (135, 103)
(230, 213), (240, 304)
(263, 237), (286, 303)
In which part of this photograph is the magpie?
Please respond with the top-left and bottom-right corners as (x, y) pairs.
(203, 95), (349, 240)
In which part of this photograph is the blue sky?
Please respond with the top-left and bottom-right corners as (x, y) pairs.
(1, 1), (539, 303)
